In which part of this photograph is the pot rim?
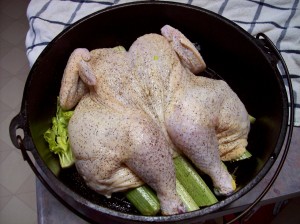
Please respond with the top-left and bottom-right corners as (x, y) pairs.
(16, 1), (290, 223)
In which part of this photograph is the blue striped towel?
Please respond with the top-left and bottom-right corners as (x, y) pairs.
(25, 0), (299, 126)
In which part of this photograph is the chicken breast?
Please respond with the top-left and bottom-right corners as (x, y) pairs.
(59, 25), (250, 215)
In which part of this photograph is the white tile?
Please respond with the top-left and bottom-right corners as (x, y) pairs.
(0, 77), (25, 109)
(0, 12), (15, 31)
(0, 21), (28, 45)
(17, 38), (28, 55)
(0, 0), (36, 222)
(17, 191), (37, 212)
(0, 47), (28, 75)
(0, 0), (30, 20)
(0, 147), (10, 163)
(0, 196), (37, 224)
(15, 63), (31, 82)
(0, 0), (15, 9)
(0, 195), (11, 211)
(0, 101), (12, 123)
(0, 150), (32, 194)
(0, 37), (14, 59)
(0, 67), (13, 90)
(16, 173), (36, 194)
(16, 7), (30, 27)
(0, 130), (15, 160)
(0, 184), (11, 197)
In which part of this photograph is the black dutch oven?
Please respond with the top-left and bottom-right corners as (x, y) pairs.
(9, 2), (294, 224)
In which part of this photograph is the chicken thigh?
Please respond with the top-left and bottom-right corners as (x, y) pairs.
(59, 25), (250, 215)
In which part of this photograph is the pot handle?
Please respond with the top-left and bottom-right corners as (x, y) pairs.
(10, 113), (62, 203)
(9, 112), (37, 165)
(9, 112), (28, 150)
(227, 33), (295, 224)
(10, 118), (87, 223)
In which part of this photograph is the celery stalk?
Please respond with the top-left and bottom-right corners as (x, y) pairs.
(174, 156), (218, 207)
(125, 185), (160, 216)
(176, 179), (199, 212)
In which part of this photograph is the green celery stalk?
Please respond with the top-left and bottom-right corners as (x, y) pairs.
(174, 156), (218, 207)
(176, 179), (199, 212)
(125, 185), (160, 216)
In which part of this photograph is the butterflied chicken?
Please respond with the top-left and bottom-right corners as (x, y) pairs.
(59, 25), (250, 215)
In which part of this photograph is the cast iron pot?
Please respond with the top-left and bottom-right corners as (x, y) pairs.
(9, 1), (294, 224)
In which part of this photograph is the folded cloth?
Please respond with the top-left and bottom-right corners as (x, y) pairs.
(26, 0), (299, 126)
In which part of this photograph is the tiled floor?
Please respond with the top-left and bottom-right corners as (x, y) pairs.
(0, 0), (300, 224)
(0, 0), (36, 223)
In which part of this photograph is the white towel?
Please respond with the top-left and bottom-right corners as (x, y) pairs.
(26, 0), (300, 126)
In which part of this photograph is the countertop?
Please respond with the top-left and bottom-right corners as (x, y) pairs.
(36, 127), (300, 223)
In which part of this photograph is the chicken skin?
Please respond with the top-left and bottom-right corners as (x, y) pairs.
(59, 25), (250, 215)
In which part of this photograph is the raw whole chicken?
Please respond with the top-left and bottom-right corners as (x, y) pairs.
(59, 25), (250, 215)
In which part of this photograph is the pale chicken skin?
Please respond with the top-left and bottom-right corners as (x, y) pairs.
(59, 25), (250, 215)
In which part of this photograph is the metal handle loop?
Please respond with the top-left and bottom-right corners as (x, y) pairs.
(9, 113), (25, 149)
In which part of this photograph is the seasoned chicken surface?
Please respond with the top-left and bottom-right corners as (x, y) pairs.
(59, 25), (250, 215)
